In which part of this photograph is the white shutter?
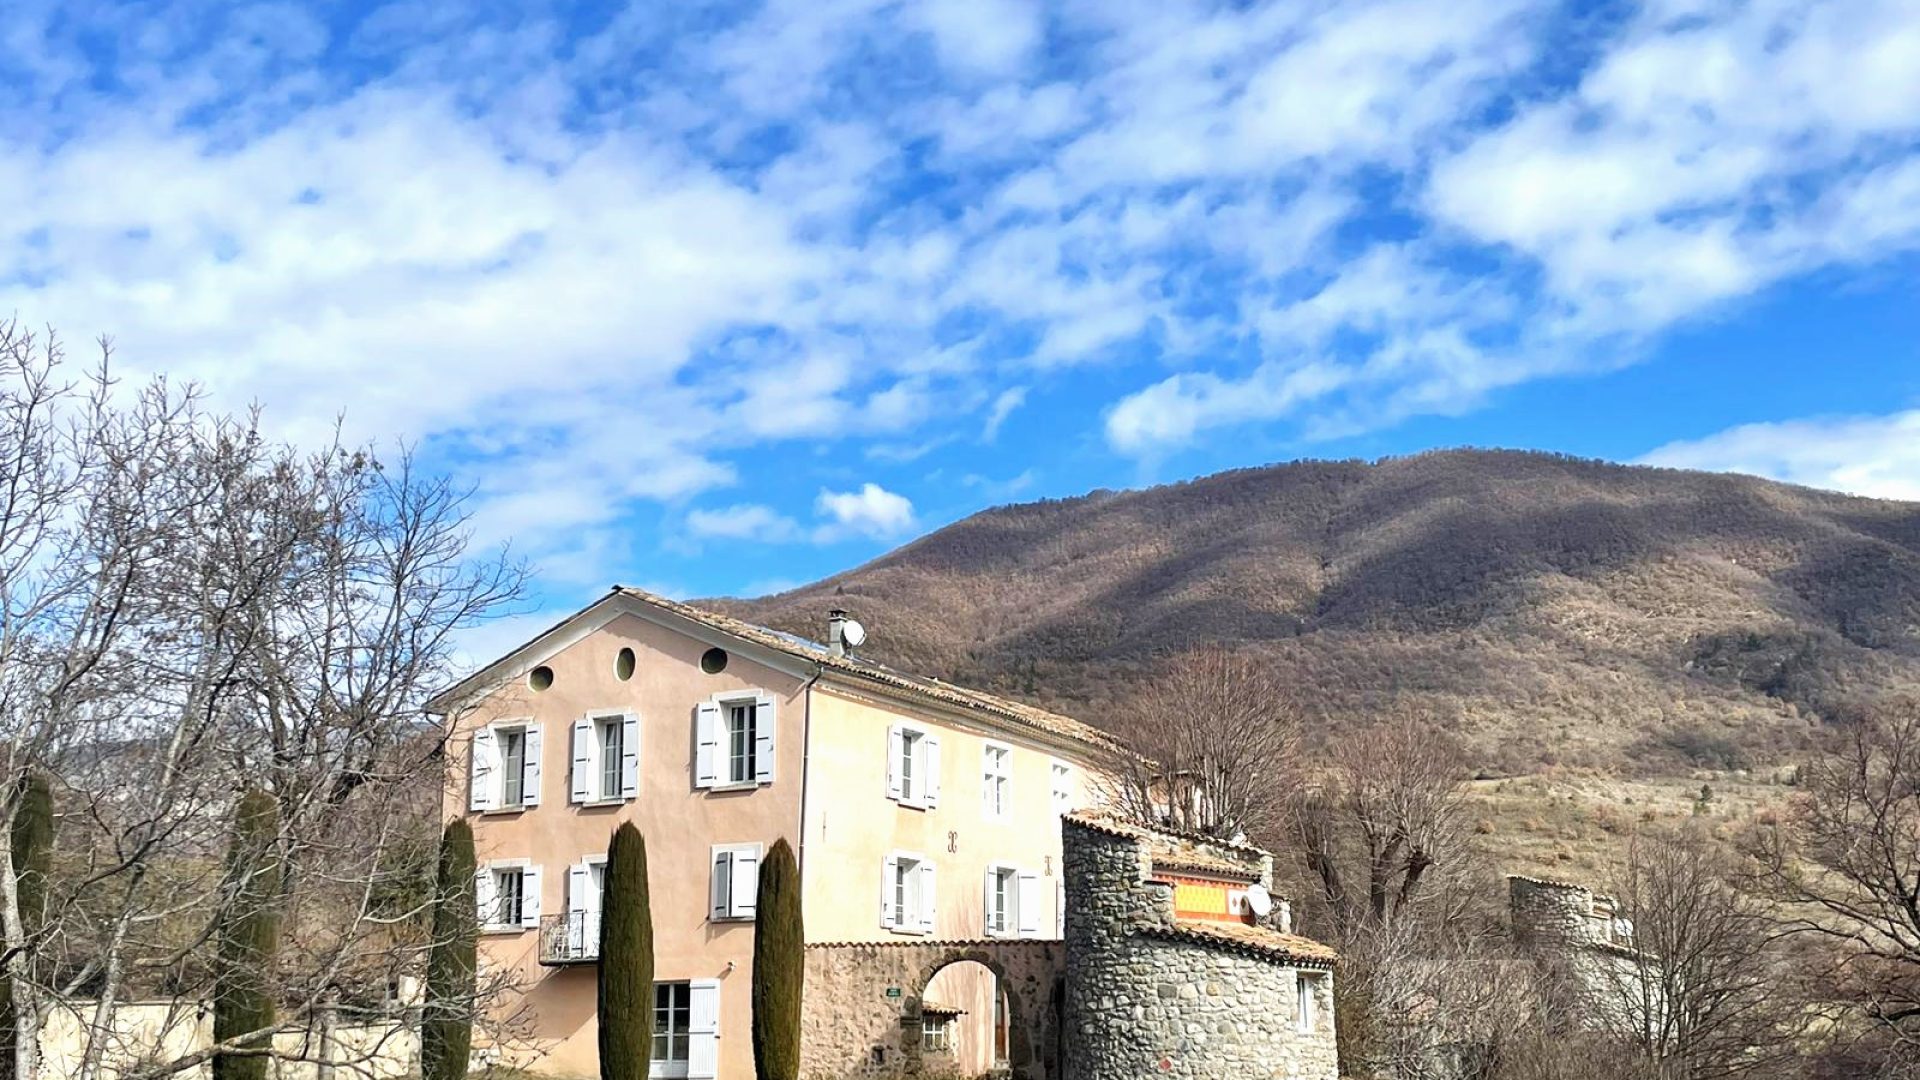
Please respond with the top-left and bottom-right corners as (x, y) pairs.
(753, 695), (776, 784)
(567, 863), (590, 953)
(570, 719), (594, 804)
(918, 861), (937, 934)
(983, 868), (999, 935)
(474, 867), (496, 925)
(1017, 871), (1042, 937)
(695, 702), (721, 788)
(620, 714), (640, 799)
(520, 866), (542, 927)
(880, 855), (898, 929)
(923, 734), (942, 809)
(521, 724), (543, 807)
(687, 979), (721, 1080)
(469, 727), (497, 812)
(731, 846), (760, 919)
(886, 725), (905, 801)
(710, 850), (732, 921)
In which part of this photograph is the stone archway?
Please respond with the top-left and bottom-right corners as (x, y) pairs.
(802, 940), (1064, 1080)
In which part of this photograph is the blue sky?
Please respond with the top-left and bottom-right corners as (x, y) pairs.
(4, 0), (1919, 646)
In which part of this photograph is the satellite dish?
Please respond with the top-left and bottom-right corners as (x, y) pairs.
(841, 620), (868, 649)
(1244, 883), (1274, 918)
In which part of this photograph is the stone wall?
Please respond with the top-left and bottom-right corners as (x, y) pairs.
(801, 939), (1063, 1080)
(1060, 818), (1338, 1080)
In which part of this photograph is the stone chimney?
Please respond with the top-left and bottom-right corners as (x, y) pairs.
(827, 609), (850, 657)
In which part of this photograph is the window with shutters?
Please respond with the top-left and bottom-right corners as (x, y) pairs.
(709, 843), (762, 922)
(982, 742), (1011, 820)
(473, 721), (541, 812)
(475, 860), (540, 931)
(572, 713), (637, 804)
(887, 724), (939, 810)
(695, 693), (774, 790)
(882, 851), (935, 934)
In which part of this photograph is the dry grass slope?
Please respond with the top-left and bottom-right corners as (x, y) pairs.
(720, 449), (1920, 776)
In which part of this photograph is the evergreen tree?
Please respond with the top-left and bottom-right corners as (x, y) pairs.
(212, 789), (282, 1080)
(599, 822), (654, 1080)
(422, 820), (477, 1080)
(0, 773), (52, 1080)
(751, 838), (802, 1080)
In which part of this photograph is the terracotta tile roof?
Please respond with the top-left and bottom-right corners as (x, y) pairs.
(427, 586), (1120, 755)
(919, 1001), (966, 1018)
(610, 587), (1121, 753)
(1151, 852), (1262, 881)
(1139, 920), (1338, 969)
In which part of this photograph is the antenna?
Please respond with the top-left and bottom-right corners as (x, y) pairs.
(1244, 883), (1274, 919)
(842, 619), (867, 649)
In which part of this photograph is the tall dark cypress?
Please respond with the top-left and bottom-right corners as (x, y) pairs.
(0, 773), (52, 1080)
(421, 820), (477, 1080)
(599, 822), (654, 1080)
(751, 838), (802, 1080)
(212, 789), (282, 1080)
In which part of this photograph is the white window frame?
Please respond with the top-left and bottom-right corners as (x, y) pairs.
(881, 850), (936, 935)
(709, 843), (763, 922)
(984, 863), (1018, 937)
(472, 721), (541, 812)
(651, 981), (693, 1079)
(1297, 972), (1323, 1033)
(1050, 758), (1073, 817)
(476, 859), (540, 933)
(887, 723), (941, 810)
(982, 741), (1012, 821)
(564, 855), (607, 959)
(695, 691), (776, 790)
(571, 711), (640, 804)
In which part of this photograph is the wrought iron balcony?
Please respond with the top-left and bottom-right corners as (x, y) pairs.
(538, 912), (601, 965)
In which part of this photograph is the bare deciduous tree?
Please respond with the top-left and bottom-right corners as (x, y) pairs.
(1291, 717), (1471, 941)
(0, 322), (528, 1078)
(1750, 700), (1920, 1062)
(1591, 829), (1808, 1080)
(1099, 645), (1301, 842)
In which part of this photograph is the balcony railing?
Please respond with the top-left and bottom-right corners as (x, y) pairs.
(538, 912), (601, 965)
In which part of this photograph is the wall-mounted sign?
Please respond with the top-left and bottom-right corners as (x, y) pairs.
(885, 987), (902, 999)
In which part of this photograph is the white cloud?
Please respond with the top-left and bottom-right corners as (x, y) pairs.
(686, 504), (803, 542)
(981, 386), (1027, 441)
(1640, 411), (1920, 502)
(814, 483), (918, 541)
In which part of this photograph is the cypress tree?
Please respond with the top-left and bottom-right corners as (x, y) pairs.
(599, 822), (653, 1080)
(212, 789), (282, 1080)
(0, 773), (52, 1080)
(421, 820), (477, 1080)
(751, 838), (802, 1080)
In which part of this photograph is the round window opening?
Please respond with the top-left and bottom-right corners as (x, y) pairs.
(700, 647), (730, 675)
(615, 647), (636, 681)
(528, 665), (554, 691)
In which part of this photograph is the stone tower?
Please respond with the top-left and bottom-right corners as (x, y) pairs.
(1060, 812), (1339, 1080)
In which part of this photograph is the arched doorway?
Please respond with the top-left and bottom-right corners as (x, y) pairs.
(919, 959), (1005, 1076)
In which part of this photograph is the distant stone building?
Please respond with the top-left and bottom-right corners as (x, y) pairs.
(1062, 813), (1339, 1080)
(1509, 875), (1651, 1031)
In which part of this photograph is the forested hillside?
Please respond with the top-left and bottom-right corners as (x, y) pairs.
(722, 450), (1920, 774)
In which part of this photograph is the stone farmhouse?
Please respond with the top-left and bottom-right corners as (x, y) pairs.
(428, 587), (1339, 1079)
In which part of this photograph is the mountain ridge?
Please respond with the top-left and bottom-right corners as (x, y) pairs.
(718, 449), (1920, 773)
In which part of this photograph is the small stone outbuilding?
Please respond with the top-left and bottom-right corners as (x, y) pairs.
(1061, 813), (1339, 1080)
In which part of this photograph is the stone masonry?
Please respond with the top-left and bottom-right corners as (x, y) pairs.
(1060, 814), (1339, 1080)
(801, 939), (1064, 1080)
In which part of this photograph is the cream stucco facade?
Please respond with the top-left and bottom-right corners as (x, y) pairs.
(431, 588), (1115, 1080)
